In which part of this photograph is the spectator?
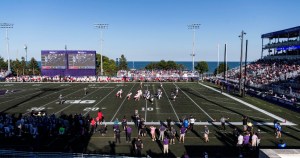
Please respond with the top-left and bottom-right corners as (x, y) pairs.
(125, 125), (132, 143)
(163, 137), (169, 155)
(135, 137), (143, 156)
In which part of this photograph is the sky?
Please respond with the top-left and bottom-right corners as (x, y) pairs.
(0, 0), (299, 62)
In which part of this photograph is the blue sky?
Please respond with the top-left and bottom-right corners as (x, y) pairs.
(0, 0), (299, 61)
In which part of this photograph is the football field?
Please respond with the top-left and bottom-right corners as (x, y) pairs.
(0, 82), (300, 157)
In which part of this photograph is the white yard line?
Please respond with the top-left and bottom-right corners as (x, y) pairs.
(144, 84), (148, 121)
(175, 83), (215, 121)
(19, 84), (83, 115)
(97, 121), (295, 126)
(24, 86), (84, 115)
(161, 84), (180, 121)
(55, 83), (111, 115)
(0, 84), (74, 105)
(110, 83), (136, 122)
(198, 82), (296, 125)
(0, 91), (42, 105)
(83, 86), (118, 116)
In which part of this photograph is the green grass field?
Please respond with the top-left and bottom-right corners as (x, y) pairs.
(0, 82), (300, 157)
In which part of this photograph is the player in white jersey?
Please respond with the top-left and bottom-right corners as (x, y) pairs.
(126, 92), (132, 100)
(116, 89), (123, 98)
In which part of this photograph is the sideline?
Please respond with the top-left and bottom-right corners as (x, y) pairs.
(198, 82), (296, 126)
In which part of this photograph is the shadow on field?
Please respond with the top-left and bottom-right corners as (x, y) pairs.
(0, 87), (61, 113)
(181, 87), (272, 124)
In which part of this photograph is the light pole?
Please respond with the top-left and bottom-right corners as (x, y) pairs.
(24, 44), (27, 63)
(0, 23), (14, 73)
(188, 23), (200, 72)
(239, 30), (246, 97)
(94, 23), (108, 76)
(243, 40), (248, 97)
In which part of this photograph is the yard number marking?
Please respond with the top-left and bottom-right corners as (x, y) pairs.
(83, 107), (99, 111)
(141, 107), (153, 111)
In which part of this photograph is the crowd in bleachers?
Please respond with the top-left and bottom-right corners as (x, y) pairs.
(4, 70), (200, 83)
(225, 58), (300, 93)
(264, 39), (300, 49)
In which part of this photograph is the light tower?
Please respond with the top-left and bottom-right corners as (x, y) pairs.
(188, 24), (200, 72)
(94, 23), (109, 76)
(0, 23), (14, 72)
(24, 44), (27, 63)
(239, 30), (246, 97)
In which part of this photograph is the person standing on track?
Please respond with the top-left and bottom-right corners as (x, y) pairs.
(169, 126), (176, 144)
(220, 116), (229, 131)
(276, 123), (282, 139)
(135, 136), (143, 156)
(149, 125), (157, 141)
(125, 125), (132, 143)
(114, 126), (121, 144)
(159, 125), (166, 141)
(189, 115), (195, 131)
(163, 137), (169, 155)
(97, 110), (103, 123)
(122, 116), (127, 130)
(179, 125), (187, 143)
(242, 115), (248, 131)
(204, 125), (210, 143)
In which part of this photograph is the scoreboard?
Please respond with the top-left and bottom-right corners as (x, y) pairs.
(41, 51), (66, 69)
(68, 51), (96, 69)
(41, 50), (96, 77)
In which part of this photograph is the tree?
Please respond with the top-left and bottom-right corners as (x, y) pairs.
(28, 57), (40, 75)
(214, 63), (229, 75)
(145, 62), (156, 70)
(157, 60), (167, 69)
(118, 54), (128, 70)
(0, 56), (7, 70)
(96, 53), (117, 76)
(195, 61), (209, 74)
(11, 59), (22, 76)
(166, 61), (178, 70)
(144, 60), (183, 70)
(103, 56), (117, 76)
(20, 57), (27, 75)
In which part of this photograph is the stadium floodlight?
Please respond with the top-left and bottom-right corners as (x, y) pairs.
(24, 44), (27, 64)
(94, 23), (109, 76)
(0, 23), (14, 73)
(238, 30), (246, 97)
(188, 23), (200, 72)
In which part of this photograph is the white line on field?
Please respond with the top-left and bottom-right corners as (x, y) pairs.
(175, 83), (214, 121)
(110, 83), (136, 122)
(161, 84), (180, 121)
(24, 85), (85, 115)
(198, 82), (296, 126)
(55, 83), (111, 115)
(0, 91), (42, 105)
(83, 86), (118, 116)
(96, 121), (296, 126)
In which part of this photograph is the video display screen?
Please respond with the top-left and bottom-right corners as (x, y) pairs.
(68, 53), (96, 69)
(41, 53), (66, 69)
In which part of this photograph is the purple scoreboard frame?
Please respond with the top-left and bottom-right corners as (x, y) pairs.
(41, 50), (96, 77)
